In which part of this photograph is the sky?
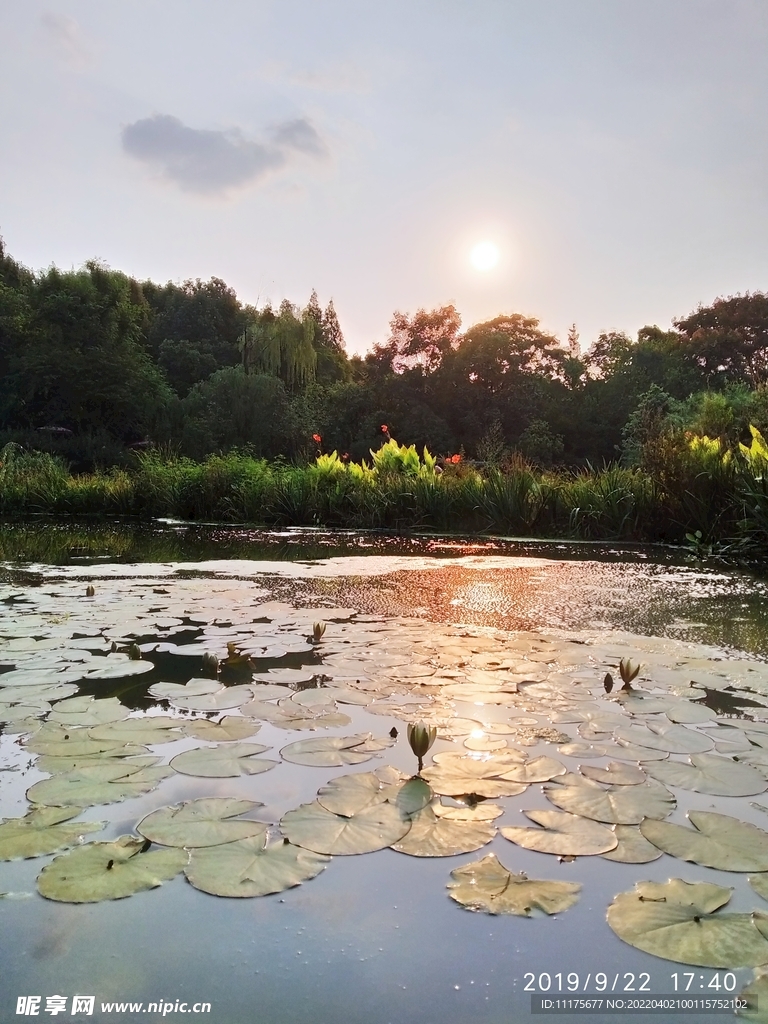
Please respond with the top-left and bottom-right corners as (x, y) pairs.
(1, 0), (767, 356)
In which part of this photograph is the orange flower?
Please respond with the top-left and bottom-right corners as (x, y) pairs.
(451, 454), (461, 463)
(312, 433), (322, 443)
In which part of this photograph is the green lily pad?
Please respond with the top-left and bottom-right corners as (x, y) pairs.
(750, 875), (768, 903)
(0, 807), (105, 860)
(501, 809), (618, 856)
(316, 772), (393, 816)
(607, 878), (768, 968)
(89, 717), (184, 745)
(37, 835), (187, 903)
(48, 696), (129, 728)
(580, 762), (646, 786)
(279, 734), (375, 767)
(448, 853), (581, 916)
(27, 764), (172, 808)
(170, 685), (256, 713)
(280, 800), (411, 855)
(396, 777), (433, 816)
(183, 717), (262, 742)
(665, 701), (717, 724)
(499, 756), (566, 784)
(37, 752), (159, 774)
(602, 825), (663, 863)
(137, 798), (268, 848)
(149, 679), (220, 700)
(736, 969), (768, 1023)
(185, 836), (329, 897)
(614, 722), (714, 754)
(613, 741), (670, 762)
(391, 804), (495, 857)
(26, 725), (130, 758)
(169, 743), (277, 778)
(640, 812), (768, 871)
(434, 801), (503, 822)
(422, 755), (528, 798)
(86, 659), (154, 680)
(644, 753), (768, 797)
(543, 778), (675, 825)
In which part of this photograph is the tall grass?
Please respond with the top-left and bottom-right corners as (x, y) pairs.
(3, 440), (768, 555)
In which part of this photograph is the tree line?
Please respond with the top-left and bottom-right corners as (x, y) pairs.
(1, 237), (767, 472)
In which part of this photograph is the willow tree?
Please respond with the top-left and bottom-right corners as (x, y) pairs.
(240, 299), (317, 389)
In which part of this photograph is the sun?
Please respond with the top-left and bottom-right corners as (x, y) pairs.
(470, 241), (500, 272)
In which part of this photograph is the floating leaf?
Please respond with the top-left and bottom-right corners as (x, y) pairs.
(391, 805), (495, 857)
(316, 771), (399, 816)
(607, 878), (768, 968)
(149, 679), (220, 701)
(750, 875), (768, 903)
(48, 696), (129, 728)
(0, 807), (105, 860)
(665, 701), (717, 724)
(170, 685), (256, 713)
(185, 836), (329, 897)
(736, 969), (768, 1023)
(137, 798), (268, 848)
(86, 659), (154, 680)
(396, 777), (433, 816)
(183, 717), (262, 742)
(644, 753), (768, 797)
(37, 835), (187, 903)
(435, 801), (503, 822)
(422, 755), (528, 798)
(499, 756), (566, 784)
(448, 853), (581, 916)
(580, 762), (646, 786)
(602, 825), (663, 864)
(279, 734), (375, 767)
(613, 741), (670, 762)
(544, 778), (675, 825)
(280, 800), (410, 855)
(614, 722), (714, 755)
(557, 742), (610, 758)
(501, 809), (617, 856)
(27, 765), (172, 808)
(89, 717), (184, 745)
(640, 812), (768, 871)
(169, 743), (277, 778)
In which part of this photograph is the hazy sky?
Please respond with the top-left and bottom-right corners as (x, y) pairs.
(2, 1), (767, 354)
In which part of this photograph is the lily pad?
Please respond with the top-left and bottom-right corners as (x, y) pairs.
(422, 755), (528, 799)
(0, 807), (105, 860)
(602, 825), (663, 863)
(137, 798), (268, 848)
(750, 875), (768, 903)
(27, 764), (172, 808)
(183, 717), (262, 742)
(316, 771), (400, 816)
(448, 853), (581, 916)
(607, 878), (768, 968)
(501, 809), (618, 856)
(499, 756), (567, 784)
(640, 812), (768, 871)
(280, 800), (411, 855)
(86, 659), (154, 680)
(170, 685), (256, 713)
(543, 778), (675, 825)
(391, 805), (495, 857)
(149, 679), (220, 700)
(48, 696), (129, 728)
(614, 722), (714, 754)
(37, 835), (187, 903)
(279, 734), (377, 767)
(434, 801), (504, 822)
(185, 836), (329, 897)
(580, 762), (646, 786)
(169, 743), (277, 778)
(89, 717), (184, 745)
(644, 753), (768, 797)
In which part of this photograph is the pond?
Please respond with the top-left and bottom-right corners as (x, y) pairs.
(2, 519), (768, 1023)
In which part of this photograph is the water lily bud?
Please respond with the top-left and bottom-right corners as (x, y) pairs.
(127, 644), (142, 661)
(201, 651), (220, 678)
(407, 721), (437, 760)
(312, 622), (326, 642)
(85, 585), (95, 597)
(619, 658), (641, 685)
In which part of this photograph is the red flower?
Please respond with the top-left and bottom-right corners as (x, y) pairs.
(312, 433), (322, 443)
(341, 452), (350, 462)
(451, 454), (461, 464)
(381, 424), (388, 433)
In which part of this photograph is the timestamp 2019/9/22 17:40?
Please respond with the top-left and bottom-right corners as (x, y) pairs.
(521, 972), (739, 993)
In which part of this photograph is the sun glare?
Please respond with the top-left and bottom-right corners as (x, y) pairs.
(470, 241), (500, 272)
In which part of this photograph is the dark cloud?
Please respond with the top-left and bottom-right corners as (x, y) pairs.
(122, 114), (327, 195)
(270, 118), (328, 157)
